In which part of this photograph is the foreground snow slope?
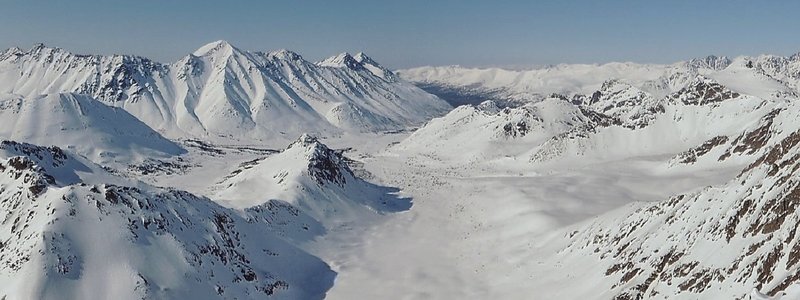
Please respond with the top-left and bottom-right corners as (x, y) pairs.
(535, 104), (800, 299)
(0, 42), (450, 144)
(0, 141), (335, 299)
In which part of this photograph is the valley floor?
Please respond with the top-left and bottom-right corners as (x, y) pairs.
(306, 146), (743, 299)
(127, 132), (751, 299)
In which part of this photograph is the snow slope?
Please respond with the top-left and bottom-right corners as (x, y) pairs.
(397, 63), (787, 168)
(0, 93), (184, 163)
(394, 97), (616, 160)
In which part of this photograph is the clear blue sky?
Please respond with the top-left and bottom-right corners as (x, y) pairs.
(1, 0), (799, 69)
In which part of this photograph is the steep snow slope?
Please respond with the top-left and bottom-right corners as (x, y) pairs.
(0, 93), (184, 162)
(531, 103), (800, 299)
(0, 141), (335, 299)
(0, 42), (450, 144)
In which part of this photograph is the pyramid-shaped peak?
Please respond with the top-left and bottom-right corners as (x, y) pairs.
(192, 40), (239, 57)
(318, 52), (363, 69)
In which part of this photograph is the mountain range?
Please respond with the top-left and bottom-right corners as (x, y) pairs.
(0, 41), (450, 147)
(3, 41), (800, 299)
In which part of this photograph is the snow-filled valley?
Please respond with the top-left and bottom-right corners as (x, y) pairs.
(2, 42), (800, 299)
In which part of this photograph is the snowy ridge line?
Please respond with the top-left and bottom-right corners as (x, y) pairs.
(0, 41), (451, 145)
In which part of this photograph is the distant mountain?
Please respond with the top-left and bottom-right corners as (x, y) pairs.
(0, 41), (450, 144)
(394, 53), (800, 163)
(394, 97), (615, 160)
(397, 53), (800, 107)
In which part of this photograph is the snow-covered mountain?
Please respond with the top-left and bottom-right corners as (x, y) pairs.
(394, 97), (617, 160)
(395, 54), (800, 165)
(550, 103), (800, 299)
(215, 134), (410, 234)
(0, 141), (337, 299)
(0, 42), (450, 144)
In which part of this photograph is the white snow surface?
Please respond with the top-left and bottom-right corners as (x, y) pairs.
(0, 92), (184, 163)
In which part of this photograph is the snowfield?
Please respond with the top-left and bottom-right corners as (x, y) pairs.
(2, 42), (800, 299)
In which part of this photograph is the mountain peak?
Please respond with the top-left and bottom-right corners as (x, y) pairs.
(192, 40), (238, 57)
(288, 133), (322, 150)
(30, 43), (47, 51)
(266, 49), (304, 61)
(354, 52), (397, 81)
(353, 52), (377, 65)
(318, 52), (362, 69)
(0, 46), (23, 58)
(23, 43), (67, 56)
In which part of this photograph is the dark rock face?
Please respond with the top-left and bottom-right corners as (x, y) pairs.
(578, 107), (622, 129)
(292, 135), (355, 187)
(0, 141), (67, 168)
(671, 80), (740, 105)
(502, 120), (531, 138)
(719, 109), (783, 161)
(673, 136), (729, 164)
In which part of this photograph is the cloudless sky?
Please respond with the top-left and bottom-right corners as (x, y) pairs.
(1, 0), (799, 69)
